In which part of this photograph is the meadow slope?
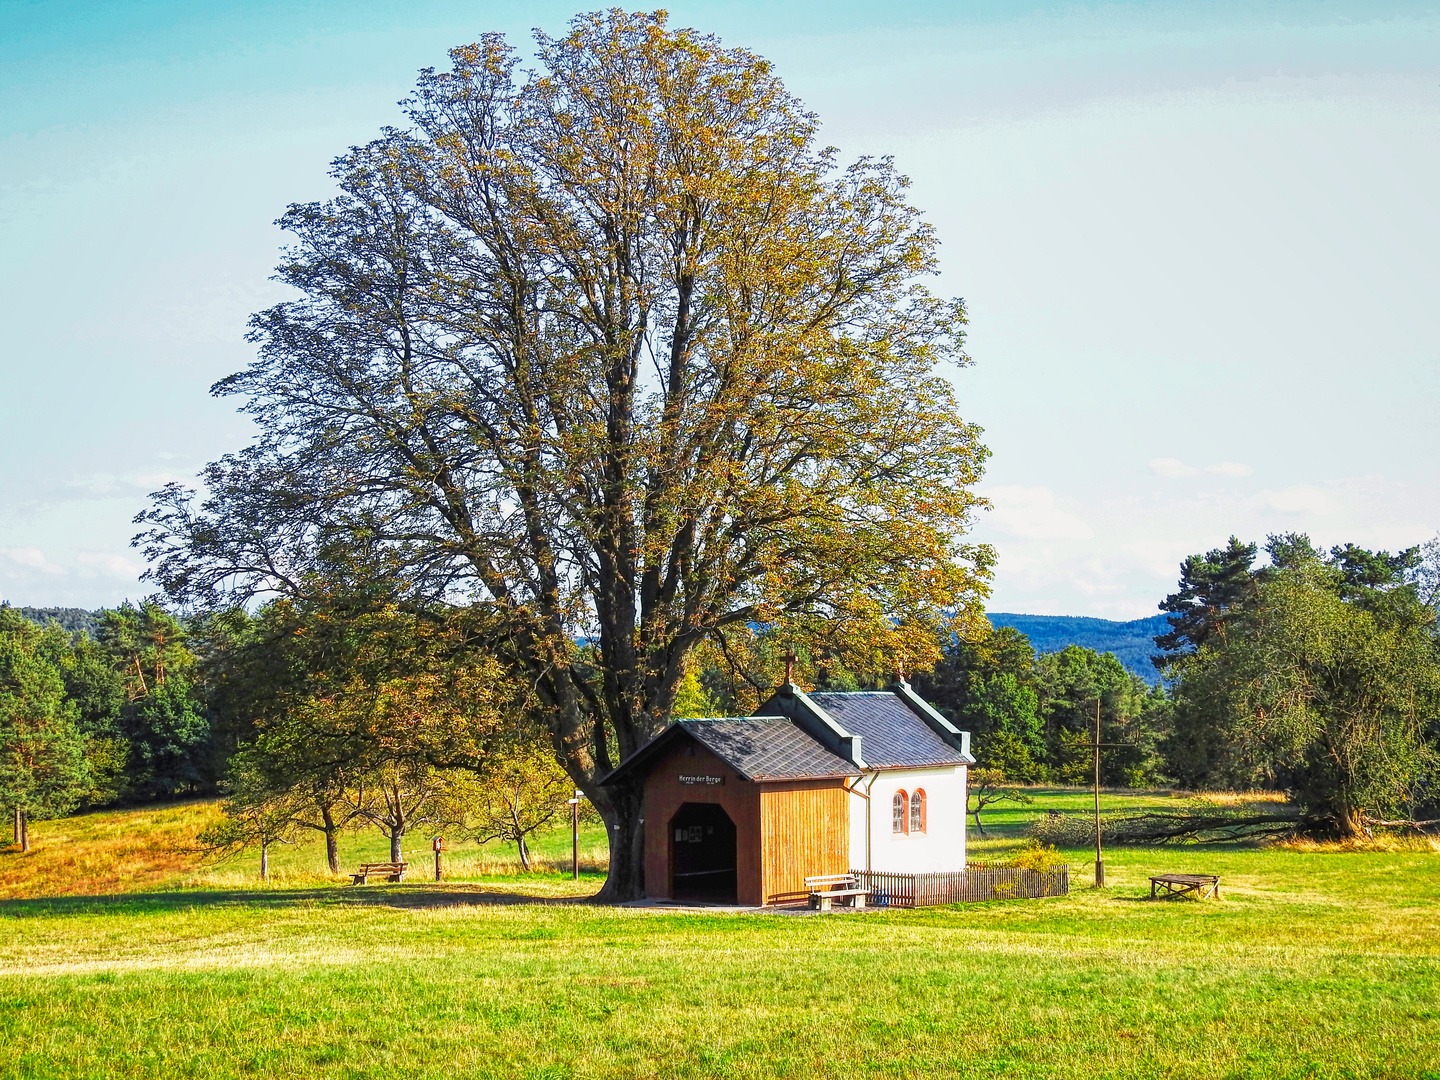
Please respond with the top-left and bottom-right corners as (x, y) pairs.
(0, 795), (1435, 1079)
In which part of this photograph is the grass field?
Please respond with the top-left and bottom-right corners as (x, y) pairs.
(0, 791), (1437, 1078)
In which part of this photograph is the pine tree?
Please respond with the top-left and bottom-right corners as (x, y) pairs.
(0, 610), (91, 850)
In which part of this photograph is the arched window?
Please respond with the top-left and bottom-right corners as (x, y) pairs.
(892, 790), (908, 834)
(910, 789), (926, 833)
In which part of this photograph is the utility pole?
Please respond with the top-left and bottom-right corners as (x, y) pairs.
(1093, 698), (1104, 888)
(1082, 696), (1133, 889)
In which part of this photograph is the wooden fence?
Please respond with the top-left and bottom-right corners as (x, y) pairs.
(851, 862), (1069, 907)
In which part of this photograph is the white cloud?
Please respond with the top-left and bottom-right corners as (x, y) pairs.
(1205, 461), (1252, 477)
(1149, 457), (1199, 478)
(1151, 458), (1253, 479)
(4, 547), (65, 575)
(64, 471), (185, 497)
(64, 472), (121, 495)
(130, 472), (185, 492)
(1267, 484), (1342, 516)
(1122, 539), (1191, 580)
(975, 471), (1440, 620)
(76, 551), (142, 579)
(984, 485), (1093, 540)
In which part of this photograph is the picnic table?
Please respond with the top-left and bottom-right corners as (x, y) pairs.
(1149, 873), (1220, 900)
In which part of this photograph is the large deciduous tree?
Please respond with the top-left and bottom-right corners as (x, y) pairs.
(136, 11), (992, 899)
(1161, 535), (1440, 833)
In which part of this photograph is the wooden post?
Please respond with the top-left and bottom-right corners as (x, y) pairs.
(570, 793), (581, 881)
(1093, 698), (1104, 888)
(433, 836), (443, 882)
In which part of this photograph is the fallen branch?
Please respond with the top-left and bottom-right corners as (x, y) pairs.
(1360, 815), (1440, 833)
(1031, 808), (1300, 846)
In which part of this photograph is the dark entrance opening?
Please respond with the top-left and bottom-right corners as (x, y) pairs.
(669, 803), (738, 903)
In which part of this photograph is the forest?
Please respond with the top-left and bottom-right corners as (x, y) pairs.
(983, 612), (1170, 682)
(3, 531), (1437, 858)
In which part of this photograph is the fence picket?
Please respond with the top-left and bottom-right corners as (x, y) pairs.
(851, 864), (1068, 907)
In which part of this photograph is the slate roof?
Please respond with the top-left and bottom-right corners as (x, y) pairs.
(678, 718), (859, 781)
(599, 716), (859, 785)
(601, 684), (971, 787)
(805, 691), (969, 769)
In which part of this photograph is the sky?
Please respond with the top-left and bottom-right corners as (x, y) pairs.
(2, 0), (1437, 618)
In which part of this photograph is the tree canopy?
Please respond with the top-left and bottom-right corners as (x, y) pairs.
(135, 10), (993, 897)
(0, 609), (91, 847)
(1159, 534), (1440, 834)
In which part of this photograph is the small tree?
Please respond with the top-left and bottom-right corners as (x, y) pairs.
(462, 743), (575, 870)
(290, 777), (361, 876)
(223, 738), (361, 875)
(350, 762), (454, 864)
(967, 767), (1032, 838)
(197, 797), (297, 880)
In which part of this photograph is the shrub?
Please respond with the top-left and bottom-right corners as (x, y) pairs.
(1005, 839), (1066, 871)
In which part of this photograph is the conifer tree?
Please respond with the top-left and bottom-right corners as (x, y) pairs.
(0, 610), (91, 850)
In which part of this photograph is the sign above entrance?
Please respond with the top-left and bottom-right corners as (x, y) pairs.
(678, 774), (724, 786)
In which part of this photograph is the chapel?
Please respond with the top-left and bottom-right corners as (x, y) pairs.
(600, 678), (973, 906)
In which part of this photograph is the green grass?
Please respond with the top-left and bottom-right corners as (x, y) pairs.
(0, 793), (1437, 1078)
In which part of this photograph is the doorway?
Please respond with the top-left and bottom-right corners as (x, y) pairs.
(669, 803), (738, 903)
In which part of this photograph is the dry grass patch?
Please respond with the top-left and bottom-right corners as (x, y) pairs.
(0, 802), (221, 899)
(1193, 789), (1290, 806)
(1278, 834), (1440, 854)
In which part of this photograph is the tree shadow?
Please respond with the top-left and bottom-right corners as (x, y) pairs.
(0, 883), (602, 918)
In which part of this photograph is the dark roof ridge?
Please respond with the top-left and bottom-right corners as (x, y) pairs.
(675, 714), (787, 722)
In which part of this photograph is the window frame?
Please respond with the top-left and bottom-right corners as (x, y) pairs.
(910, 788), (926, 834)
(892, 789), (909, 834)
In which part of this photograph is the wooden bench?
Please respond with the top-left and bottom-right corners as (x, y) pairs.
(805, 873), (871, 911)
(1150, 873), (1220, 900)
(351, 862), (408, 885)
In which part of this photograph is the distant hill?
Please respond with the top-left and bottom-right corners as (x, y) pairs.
(11, 606), (101, 638)
(986, 612), (1171, 683)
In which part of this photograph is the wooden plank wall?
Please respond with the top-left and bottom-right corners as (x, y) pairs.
(759, 780), (849, 905)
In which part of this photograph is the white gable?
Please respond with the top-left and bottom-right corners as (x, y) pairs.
(848, 764), (968, 873)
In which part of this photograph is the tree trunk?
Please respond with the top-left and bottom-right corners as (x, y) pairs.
(1325, 790), (1365, 840)
(11, 807), (18, 848)
(260, 839), (269, 881)
(390, 828), (403, 864)
(322, 806), (339, 874)
(1337, 806), (1365, 840)
(595, 783), (645, 902)
(19, 811), (28, 853)
(516, 832), (530, 872)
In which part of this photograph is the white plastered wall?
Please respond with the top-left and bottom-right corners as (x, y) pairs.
(848, 766), (967, 873)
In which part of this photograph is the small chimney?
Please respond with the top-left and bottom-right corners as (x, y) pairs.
(784, 649), (796, 687)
